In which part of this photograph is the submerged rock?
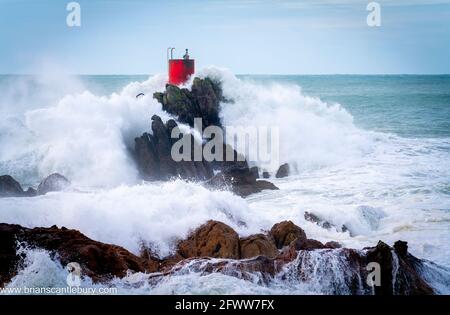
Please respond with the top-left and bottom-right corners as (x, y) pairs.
(304, 211), (334, 229)
(206, 166), (278, 198)
(37, 173), (70, 195)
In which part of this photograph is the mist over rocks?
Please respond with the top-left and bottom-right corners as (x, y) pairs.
(134, 77), (279, 197)
(0, 175), (26, 197)
(206, 166), (279, 197)
(0, 173), (71, 198)
(37, 173), (70, 195)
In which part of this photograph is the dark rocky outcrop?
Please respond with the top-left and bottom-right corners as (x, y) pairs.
(365, 241), (433, 295)
(0, 175), (37, 198)
(134, 77), (279, 197)
(134, 115), (214, 180)
(275, 163), (290, 178)
(262, 171), (270, 179)
(240, 234), (278, 259)
(0, 223), (159, 286)
(0, 175), (25, 197)
(153, 77), (224, 129)
(37, 173), (70, 195)
(177, 220), (240, 259)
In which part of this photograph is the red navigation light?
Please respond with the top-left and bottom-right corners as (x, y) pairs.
(167, 48), (195, 85)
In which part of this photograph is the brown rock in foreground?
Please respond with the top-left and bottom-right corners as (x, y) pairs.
(177, 220), (240, 259)
(240, 234), (278, 259)
(0, 223), (159, 286)
(0, 220), (439, 295)
(269, 220), (307, 249)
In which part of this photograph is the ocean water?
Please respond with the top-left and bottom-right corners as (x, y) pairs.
(0, 70), (449, 294)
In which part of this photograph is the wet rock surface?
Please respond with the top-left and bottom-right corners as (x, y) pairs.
(177, 220), (240, 259)
(153, 77), (224, 129)
(134, 77), (279, 197)
(0, 223), (159, 286)
(240, 234), (278, 259)
(269, 220), (307, 249)
(0, 220), (439, 294)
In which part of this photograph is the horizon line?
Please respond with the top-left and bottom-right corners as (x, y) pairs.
(1, 73), (450, 76)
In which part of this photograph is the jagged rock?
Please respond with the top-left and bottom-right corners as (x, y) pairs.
(275, 163), (290, 178)
(0, 223), (159, 286)
(136, 78), (279, 198)
(151, 115), (178, 179)
(269, 220), (307, 249)
(134, 132), (160, 180)
(177, 220), (240, 259)
(153, 77), (224, 129)
(0, 175), (24, 197)
(240, 234), (278, 259)
(37, 173), (70, 195)
(0, 175), (36, 198)
(365, 240), (434, 295)
(134, 116), (213, 180)
(394, 240), (408, 258)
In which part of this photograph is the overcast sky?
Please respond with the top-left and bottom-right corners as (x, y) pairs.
(0, 0), (449, 74)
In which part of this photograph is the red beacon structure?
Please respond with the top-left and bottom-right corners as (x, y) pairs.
(167, 47), (195, 85)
